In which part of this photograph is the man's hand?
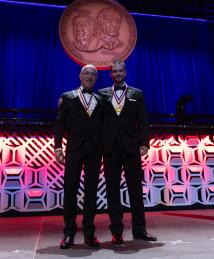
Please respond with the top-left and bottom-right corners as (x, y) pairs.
(55, 149), (65, 164)
(140, 146), (148, 156)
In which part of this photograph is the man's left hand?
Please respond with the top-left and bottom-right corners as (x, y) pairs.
(140, 146), (148, 156)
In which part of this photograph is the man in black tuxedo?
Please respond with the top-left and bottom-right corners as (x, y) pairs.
(54, 64), (102, 249)
(98, 60), (157, 244)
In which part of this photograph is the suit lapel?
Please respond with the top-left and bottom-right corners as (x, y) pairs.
(119, 87), (133, 116)
(90, 94), (101, 117)
(126, 87), (133, 99)
(105, 89), (118, 116)
(72, 89), (89, 117)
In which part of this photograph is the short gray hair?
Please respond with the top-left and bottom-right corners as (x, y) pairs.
(81, 64), (98, 74)
(111, 59), (126, 70)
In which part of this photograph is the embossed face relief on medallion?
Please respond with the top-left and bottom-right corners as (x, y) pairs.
(72, 15), (99, 51)
(59, 0), (137, 69)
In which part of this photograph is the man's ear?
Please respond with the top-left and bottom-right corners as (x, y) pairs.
(58, 98), (63, 107)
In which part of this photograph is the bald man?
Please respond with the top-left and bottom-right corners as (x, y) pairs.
(54, 64), (102, 248)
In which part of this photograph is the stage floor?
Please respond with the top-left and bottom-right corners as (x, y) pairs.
(1, 209), (214, 259)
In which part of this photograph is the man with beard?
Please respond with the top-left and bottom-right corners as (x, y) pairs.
(98, 60), (157, 244)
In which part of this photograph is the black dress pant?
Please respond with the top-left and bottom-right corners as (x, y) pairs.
(63, 137), (101, 236)
(104, 136), (146, 236)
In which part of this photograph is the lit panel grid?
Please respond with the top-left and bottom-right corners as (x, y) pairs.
(0, 132), (214, 212)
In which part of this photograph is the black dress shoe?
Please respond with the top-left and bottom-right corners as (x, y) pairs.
(133, 232), (157, 241)
(112, 234), (124, 245)
(60, 235), (74, 249)
(84, 235), (100, 248)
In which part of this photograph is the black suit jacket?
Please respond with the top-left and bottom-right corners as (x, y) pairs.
(54, 89), (103, 153)
(98, 86), (149, 155)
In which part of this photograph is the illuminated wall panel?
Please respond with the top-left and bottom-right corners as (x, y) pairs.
(0, 132), (214, 212)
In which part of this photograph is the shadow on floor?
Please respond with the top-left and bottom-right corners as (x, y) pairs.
(36, 240), (165, 257)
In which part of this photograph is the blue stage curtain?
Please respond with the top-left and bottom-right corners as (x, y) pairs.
(0, 1), (214, 115)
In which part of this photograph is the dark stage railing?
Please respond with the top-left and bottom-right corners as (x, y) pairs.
(0, 108), (57, 126)
(0, 108), (214, 131)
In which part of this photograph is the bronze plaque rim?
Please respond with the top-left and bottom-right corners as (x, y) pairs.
(59, 0), (137, 70)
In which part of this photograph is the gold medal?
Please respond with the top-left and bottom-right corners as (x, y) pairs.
(112, 84), (127, 114)
(116, 105), (122, 113)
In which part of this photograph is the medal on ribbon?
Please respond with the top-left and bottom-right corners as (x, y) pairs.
(112, 84), (127, 113)
(79, 88), (93, 115)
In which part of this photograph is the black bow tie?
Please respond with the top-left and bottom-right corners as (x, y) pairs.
(114, 85), (126, 91)
(82, 88), (93, 94)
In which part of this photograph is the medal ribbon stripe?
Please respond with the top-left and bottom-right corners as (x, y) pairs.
(112, 84), (127, 113)
(78, 88), (93, 114)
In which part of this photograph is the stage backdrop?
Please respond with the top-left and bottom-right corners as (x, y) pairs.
(0, 1), (214, 213)
(0, 1), (214, 115)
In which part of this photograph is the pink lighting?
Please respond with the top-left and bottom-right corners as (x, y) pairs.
(0, 132), (214, 212)
(4, 167), (22, 175)
(171, 186), (186, 193)
(208, 186), (214, 192)
(27, 190), (44, 198)
(186, 138), (200, 146)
